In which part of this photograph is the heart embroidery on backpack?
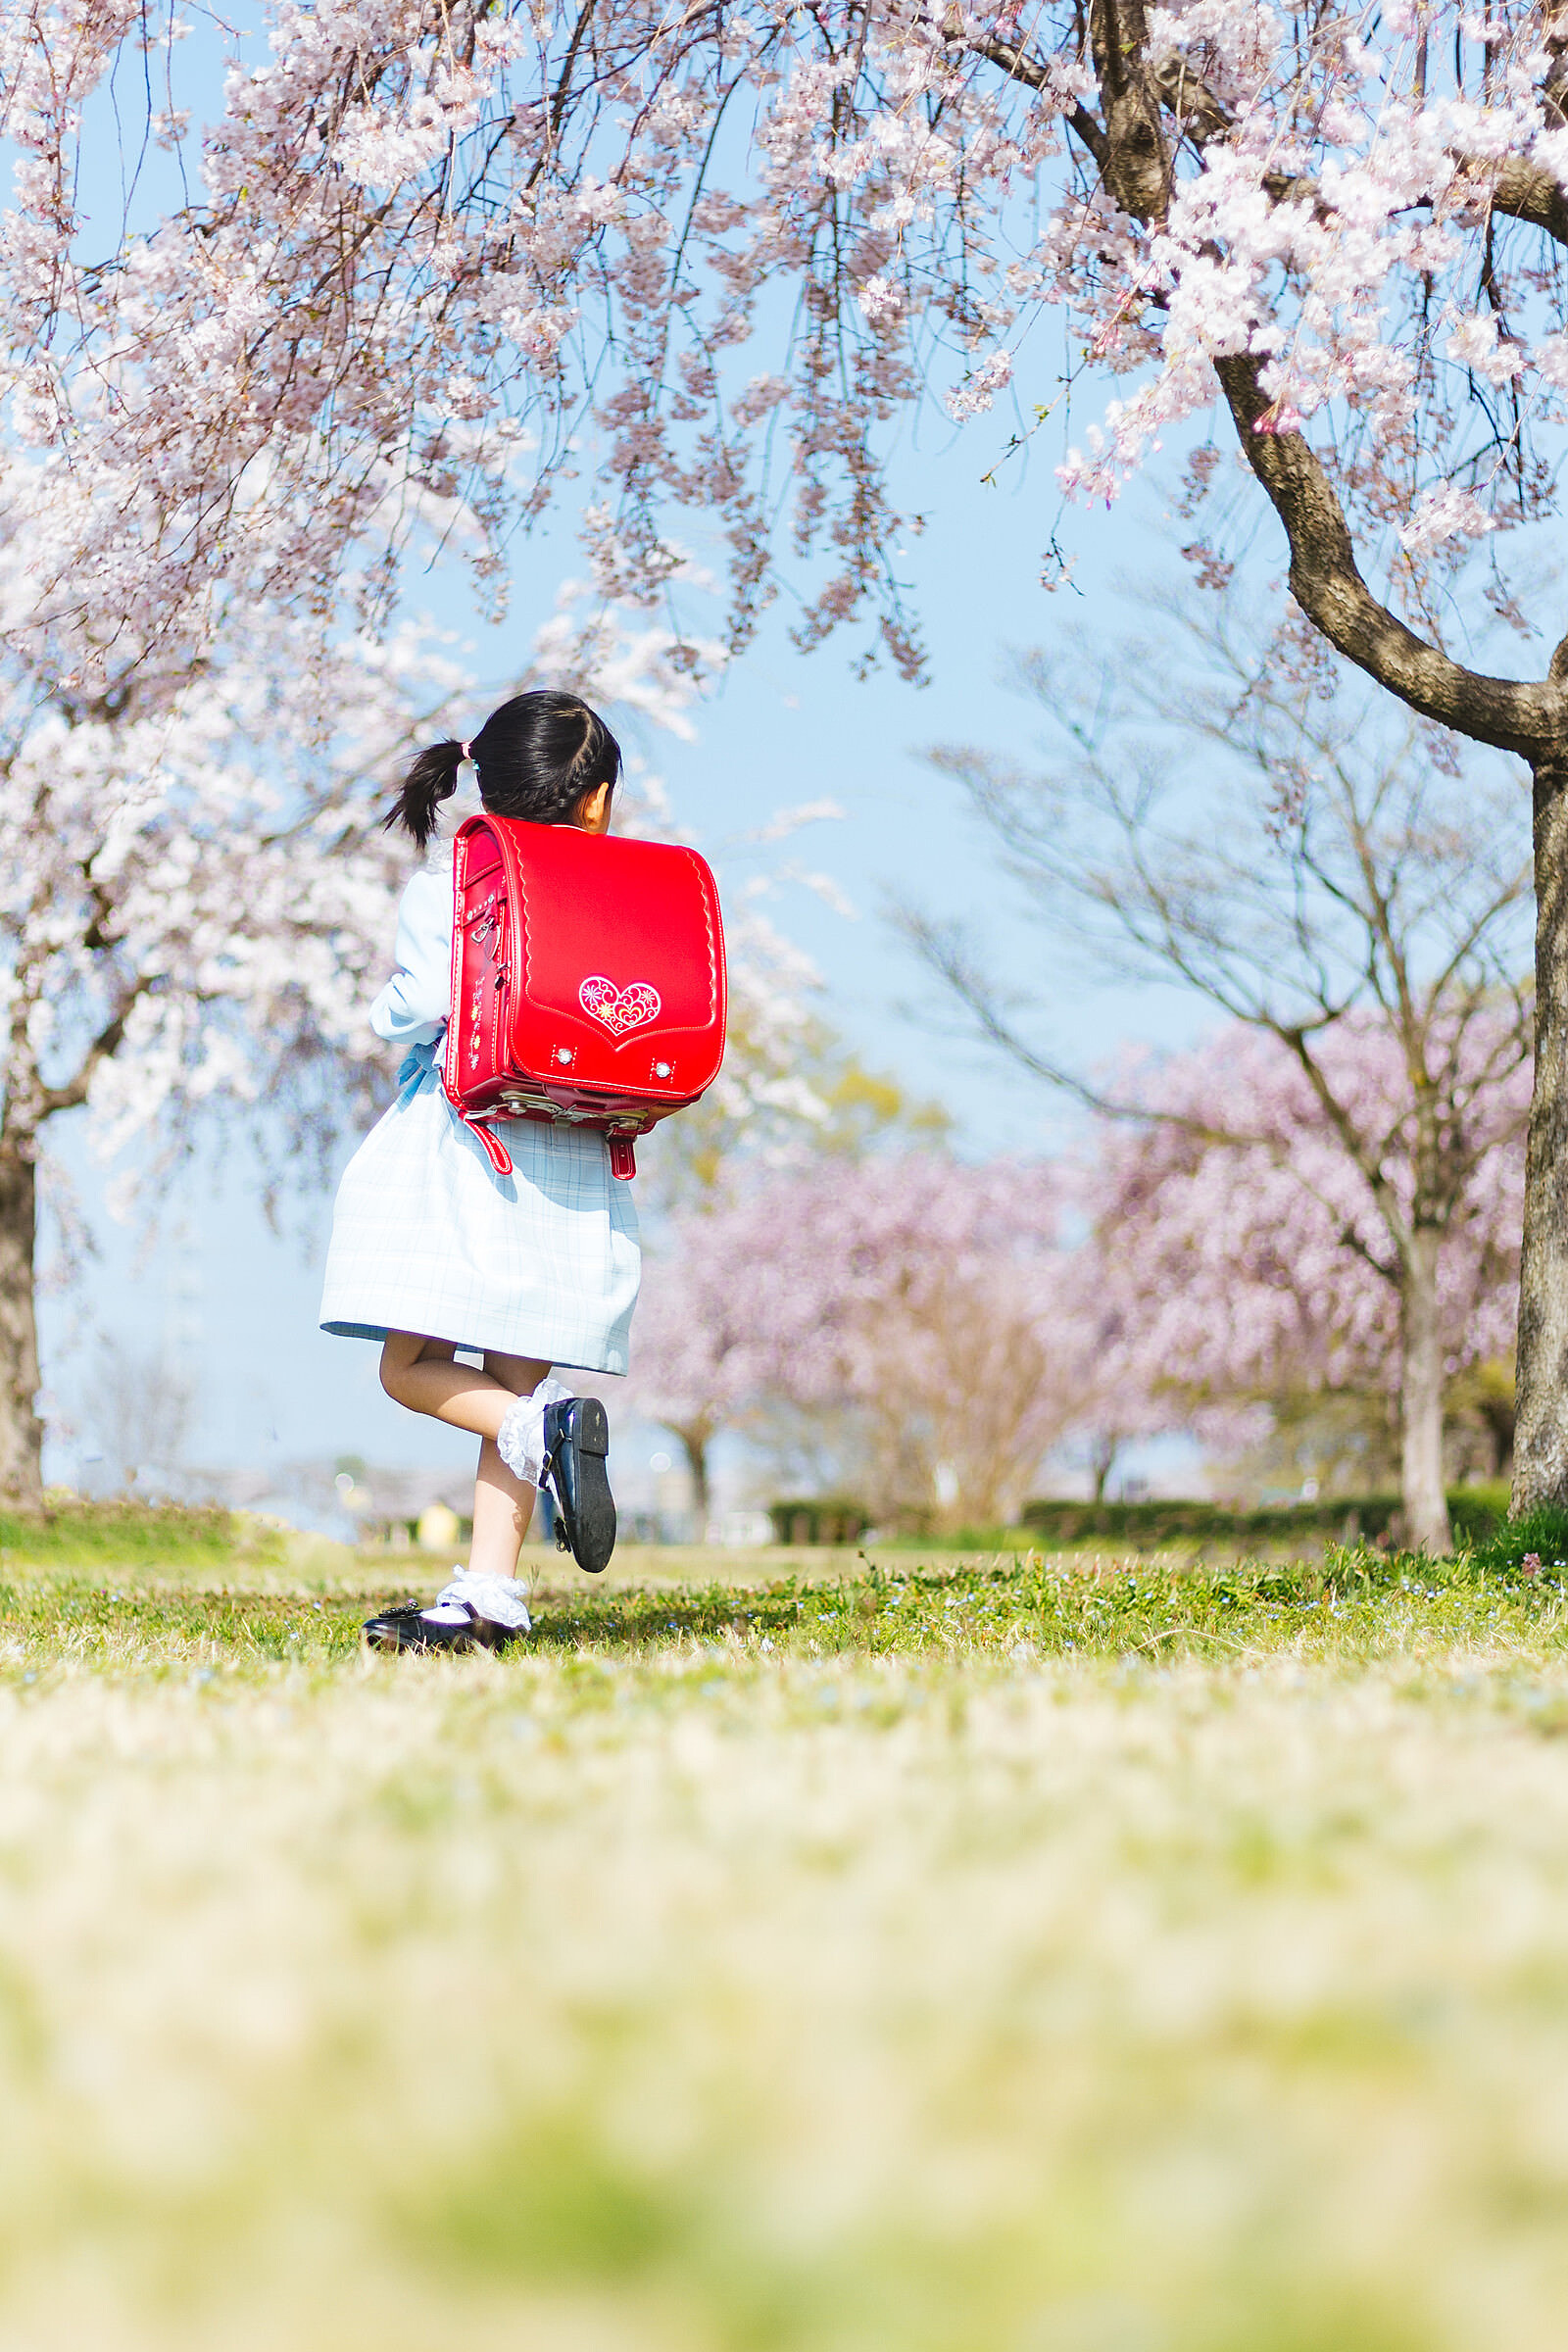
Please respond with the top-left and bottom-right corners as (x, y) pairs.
(578, 975), (662, 1035)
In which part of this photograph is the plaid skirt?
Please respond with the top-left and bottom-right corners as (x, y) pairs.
(318, 1051), (641, 1373)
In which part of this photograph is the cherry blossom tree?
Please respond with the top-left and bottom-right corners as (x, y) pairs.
(1081, 1017), (1526, 1528)
(0, 625), (406, 1504)
(11, 0), (1568, 1498)
(632, 1154), (1079, 1528)
(912, 593), (1534, 1548)
(0, 591), (736, 1505)
(630, 1003), (954, 1510)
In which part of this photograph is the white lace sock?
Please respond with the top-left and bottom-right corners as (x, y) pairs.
(425, 1567), (532, 1633)
(496, 1374), (573, 1487)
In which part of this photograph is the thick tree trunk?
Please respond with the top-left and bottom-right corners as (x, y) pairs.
(1400, 1226), (1450, 1552)
(1514, 760), (1568, 1514)
(675, 1424), (711, 1525)
(0, 1144), (43, 1507)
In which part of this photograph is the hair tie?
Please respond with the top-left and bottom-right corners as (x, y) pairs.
(460, 739), (473, 762)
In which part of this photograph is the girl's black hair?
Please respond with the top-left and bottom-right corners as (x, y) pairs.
(387, 688), (622, 850)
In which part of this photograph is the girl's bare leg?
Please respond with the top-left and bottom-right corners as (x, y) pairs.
(472, 1352), (552, 1579)
(380, 1334), (551, 1582)
(379, 1333), (549, 1441)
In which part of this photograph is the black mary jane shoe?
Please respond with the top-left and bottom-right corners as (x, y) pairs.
(541, 1395), (616, 1575)
(363, 1600), (514, 1655)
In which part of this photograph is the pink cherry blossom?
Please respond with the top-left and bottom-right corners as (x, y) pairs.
(7, 0), (1564, 692)
(1078, 1015), (1526, 1495)
(632, 1153), (1082, 1527)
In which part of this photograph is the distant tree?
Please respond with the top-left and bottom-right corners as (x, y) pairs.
(632, 1154), (1076, 1529)
(910, 592), (1533, 1550)
(80, 1338), (195, 1496)
(1446, 1358), (1519, 1485)
(1075, 1017), (1527, 1529)
(632, 977), (953, 1516)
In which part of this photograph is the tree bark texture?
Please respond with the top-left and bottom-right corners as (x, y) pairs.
(1513, 761), (1568, 1512)
(0, 1145), (43, 1507)
(956, 6), (1568, 1528)
(1400, 1226), (1451, 1552)
(1211, 355), (1568, 754)
(675, 1424), (712, 1525)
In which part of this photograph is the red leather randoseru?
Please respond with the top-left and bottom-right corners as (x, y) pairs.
(442, 817), (727, 1179)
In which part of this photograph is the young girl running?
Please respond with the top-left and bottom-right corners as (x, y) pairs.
(318, 689), (640, 1652)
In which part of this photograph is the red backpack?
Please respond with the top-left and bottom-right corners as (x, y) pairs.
(442, 814), (727, 1180)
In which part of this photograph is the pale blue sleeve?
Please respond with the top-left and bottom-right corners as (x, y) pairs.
(369, 869), (453, 1047)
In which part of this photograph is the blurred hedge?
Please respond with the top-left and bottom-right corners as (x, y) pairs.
(767, 1498), (871, 1546)
(1017, 1485), (1511, 1552)
(0, 1498), (281, 1567)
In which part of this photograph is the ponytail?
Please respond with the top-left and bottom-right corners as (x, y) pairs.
(385, 739), (466, 850)
(387, 692), (620, 849)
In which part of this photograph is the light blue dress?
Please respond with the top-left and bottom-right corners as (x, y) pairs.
(318, 847), (641, 1373)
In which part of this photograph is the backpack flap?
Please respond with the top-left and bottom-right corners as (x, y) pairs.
(446, 817), (727, 1169)
(496, 820), (725, 1110)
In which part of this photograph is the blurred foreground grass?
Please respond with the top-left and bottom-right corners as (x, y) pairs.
(4, 1521), (1568, 2349)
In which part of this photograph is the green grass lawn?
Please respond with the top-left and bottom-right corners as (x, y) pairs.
(4, 1518), (1568, 2350)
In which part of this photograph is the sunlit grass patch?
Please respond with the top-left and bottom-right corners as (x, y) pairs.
(4, 1543), (1568, 2346)
(4, 1538), (1568, 1694)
